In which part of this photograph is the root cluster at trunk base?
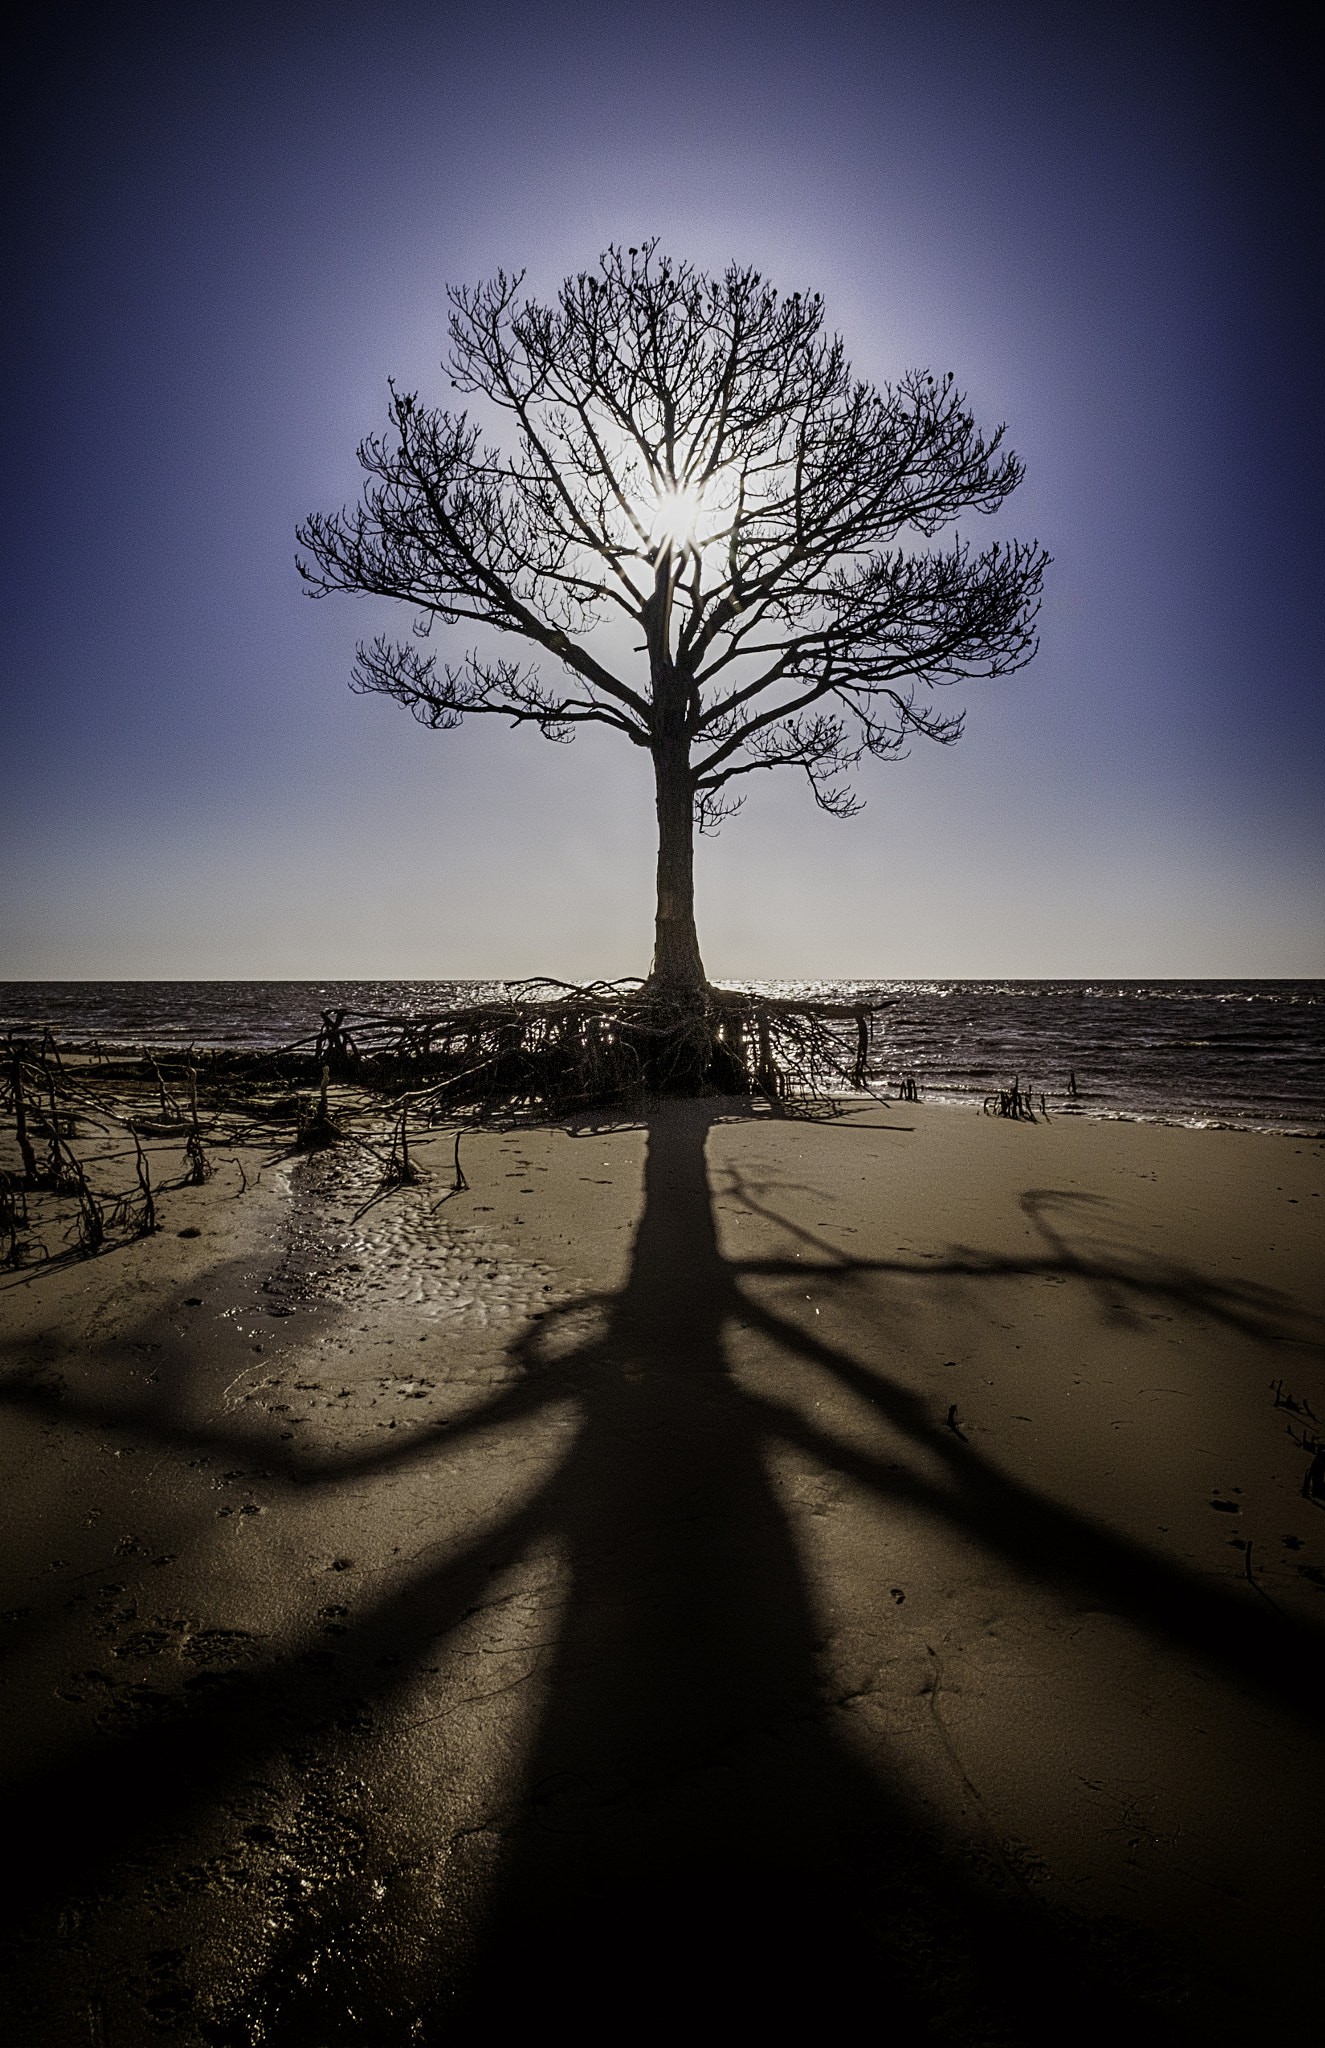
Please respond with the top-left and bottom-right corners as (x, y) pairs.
(0, 987), (892, 1269)
(303, 982), (891, 1113)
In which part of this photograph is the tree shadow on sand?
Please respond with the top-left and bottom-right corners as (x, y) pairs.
(2, 1102), (1321, 2042)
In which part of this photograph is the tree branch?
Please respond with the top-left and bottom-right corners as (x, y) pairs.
(300, 241), (1048, 839)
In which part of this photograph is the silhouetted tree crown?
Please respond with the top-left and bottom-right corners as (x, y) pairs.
(298, 242), (1048, 989)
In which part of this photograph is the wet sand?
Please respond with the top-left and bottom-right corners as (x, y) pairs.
(1, 1100), (1322, 2042)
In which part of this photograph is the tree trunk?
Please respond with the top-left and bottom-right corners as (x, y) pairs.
(648, 734), (707, 993)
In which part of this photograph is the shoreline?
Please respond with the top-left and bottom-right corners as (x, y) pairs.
(3, 972), (1321, 1139)
(9, 1035), (1325, 1140)
(2, 1096), (1322, 2038)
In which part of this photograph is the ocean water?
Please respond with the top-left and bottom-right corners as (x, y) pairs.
(1, 979), (1322, 1136)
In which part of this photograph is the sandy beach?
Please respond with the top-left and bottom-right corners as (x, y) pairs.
(2, 1095), (1322, 2042)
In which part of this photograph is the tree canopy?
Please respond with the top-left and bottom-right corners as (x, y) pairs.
(298, 242), (1048, 988)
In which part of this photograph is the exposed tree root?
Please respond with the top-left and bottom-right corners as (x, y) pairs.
(982, 1077), (1047, 1122)
(1, 988), (891, 1267)
(295, 981), (891, 1115)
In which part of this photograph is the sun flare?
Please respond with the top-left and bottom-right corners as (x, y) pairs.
(649, 482), (705, 554)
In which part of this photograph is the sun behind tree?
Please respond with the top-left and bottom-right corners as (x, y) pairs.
(297, 242), (1048, 994)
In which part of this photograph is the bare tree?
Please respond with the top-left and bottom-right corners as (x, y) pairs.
(298, 243), (1048, 993)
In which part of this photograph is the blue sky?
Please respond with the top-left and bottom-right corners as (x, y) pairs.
(4, 0), (1321, 981)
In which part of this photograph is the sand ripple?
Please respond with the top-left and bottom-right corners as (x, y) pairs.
(271, 1143), (562, 1330)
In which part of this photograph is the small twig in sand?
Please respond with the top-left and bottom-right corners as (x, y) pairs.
(383, 1103), (420, 1188)
(144, 1049), (180, 1122)
(11, 1051), (39, 1186)
(1285, 1421), (1325, 1505)
(1, 1174), (34, 1266)
(57, 1138), (105, 1253)
(43, 1065), (66, 1184)
(1242, 1539), (1283, 1612)
(1272, 1377), (1318, 1423)
(426, 1127), (471, 1213)
(925, 1643), (1035, 1901)
(130, 1129), (157, 1234)
(183, 1068), (213, 1184)
(296, 1065), (344, 1151)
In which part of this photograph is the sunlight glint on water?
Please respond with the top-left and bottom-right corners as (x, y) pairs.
(1, 979), (1321, 1134)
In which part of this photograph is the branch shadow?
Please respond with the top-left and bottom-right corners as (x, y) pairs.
(444, 1105), (1322, 2038)
(2, 1102), (1319, 2041)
